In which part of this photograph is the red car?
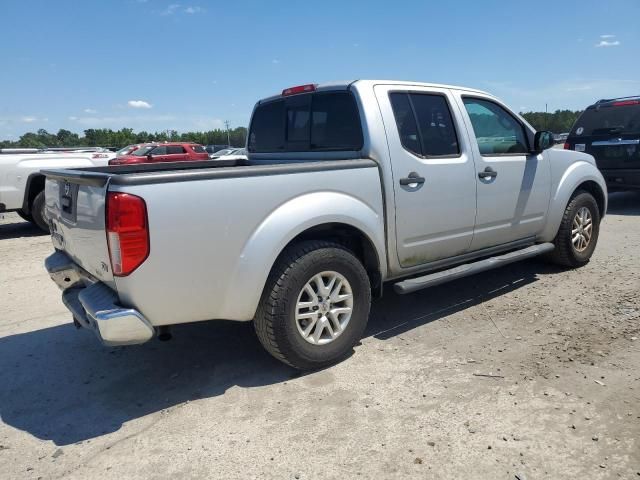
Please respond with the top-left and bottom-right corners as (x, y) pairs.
(109, 142), (209, 165)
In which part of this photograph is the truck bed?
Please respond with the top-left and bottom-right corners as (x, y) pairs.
(42, 158), (376, 187)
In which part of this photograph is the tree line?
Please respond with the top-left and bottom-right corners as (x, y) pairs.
(0, 109), (582, 149)
(0, 127), (248, 149)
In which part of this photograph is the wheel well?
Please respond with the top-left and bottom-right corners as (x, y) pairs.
(576, 181), (606, 217)
(23, 174), (45, 214)
(287, 223), (383, 297)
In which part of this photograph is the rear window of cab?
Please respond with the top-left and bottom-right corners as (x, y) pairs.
(248, 92), (363, 153)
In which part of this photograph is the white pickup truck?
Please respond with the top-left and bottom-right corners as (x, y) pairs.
(43, 80), (607, 370)
(0, 149), (114, 230)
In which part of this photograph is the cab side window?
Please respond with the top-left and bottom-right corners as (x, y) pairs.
(390, 92), (460, 157)
(150, 146), (167, 155)
(462, 98), (528, 155)
(166, 146), (186, 154)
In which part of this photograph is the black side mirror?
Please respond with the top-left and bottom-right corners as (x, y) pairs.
(533, 131), (554, 154)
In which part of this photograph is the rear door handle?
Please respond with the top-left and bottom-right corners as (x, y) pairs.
(399, 174), (426, 186)
(478, 167), (498, 179)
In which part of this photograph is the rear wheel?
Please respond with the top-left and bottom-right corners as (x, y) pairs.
(548, 190), (600, 267)
(31, 190), (49, 232)
(254, 240), (371, 370)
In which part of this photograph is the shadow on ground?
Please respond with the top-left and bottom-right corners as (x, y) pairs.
(0, 259), (559, 446)
(607, 191), (640, 216)
(0, 217), (47, 240)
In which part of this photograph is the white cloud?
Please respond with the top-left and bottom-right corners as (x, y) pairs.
(184, 6), (202, 14)
(595, 34), (620, 47)
(596, 40), (620, 47)
(161, 4), (181, 15)
(21, 116), (37, 123)
(84, 108), (97, 114)
(128, 100), (153, 109)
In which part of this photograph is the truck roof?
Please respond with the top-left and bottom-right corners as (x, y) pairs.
(258, 79), (491, 104)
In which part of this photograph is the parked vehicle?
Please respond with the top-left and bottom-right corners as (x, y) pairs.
(0, 150), (114, 231)
(204, 144), (232, 155)
(109, 142), (209, 165)
(211, 147), (247, 160)
(43, 80), (606, 370)
(565, 96), (640, 190)
(114, 143), (151, 157)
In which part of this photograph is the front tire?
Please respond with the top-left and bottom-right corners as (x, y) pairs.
(548, 190), (600, 267)
(254, 240), (371, 370)
(31, 191), (49, 232)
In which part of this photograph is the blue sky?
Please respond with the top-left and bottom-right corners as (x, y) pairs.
(1, 0), (638, 139)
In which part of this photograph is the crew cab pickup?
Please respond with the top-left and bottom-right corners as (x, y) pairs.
(0, 149), (114, 231)
(43, 80), (607, 370)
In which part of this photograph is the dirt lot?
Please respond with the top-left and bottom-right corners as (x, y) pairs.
(1, 193), (639, 480)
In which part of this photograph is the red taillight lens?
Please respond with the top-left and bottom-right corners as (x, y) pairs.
(282, 83), (317, 96)
(106, 192), (149, 276)
(612, 100), (639, 106)
(563, 142), (571, 150)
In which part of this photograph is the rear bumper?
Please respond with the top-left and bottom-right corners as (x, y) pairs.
(600, 169), (640, 190)
(45, 250), (154, 346)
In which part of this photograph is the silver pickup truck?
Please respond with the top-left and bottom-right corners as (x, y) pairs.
(43, 80), (607, 370)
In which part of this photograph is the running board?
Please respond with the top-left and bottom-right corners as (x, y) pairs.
(394, 243), (555, 295)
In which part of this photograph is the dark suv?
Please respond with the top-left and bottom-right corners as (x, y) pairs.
(565, 96), (640, 191)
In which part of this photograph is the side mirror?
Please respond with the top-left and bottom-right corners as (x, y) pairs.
(533, 131), (554, 154)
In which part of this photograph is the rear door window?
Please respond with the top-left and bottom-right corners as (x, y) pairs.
(389, 92), (460, 157)
(249, 92), (363, 153)
(150, 146), (167, 155)
(166, 146), (186, 154)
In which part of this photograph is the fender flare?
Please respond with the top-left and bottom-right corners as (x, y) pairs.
(217, 191), (386, 320)
(539, 161), (607, 242)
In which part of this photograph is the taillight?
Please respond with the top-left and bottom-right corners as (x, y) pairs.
(106, 192), (149, 276)
(282, 83), (317, 96)
(563, 142), (570, 150)
(612, 100), (639, 106)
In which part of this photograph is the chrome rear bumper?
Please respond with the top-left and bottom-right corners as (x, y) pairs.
(45, 251), (154, 346)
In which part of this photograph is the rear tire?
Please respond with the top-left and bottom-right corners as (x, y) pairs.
(548, 190), (600, 267)
(254, 240), (371, 370)
(31, 190), (49, 232)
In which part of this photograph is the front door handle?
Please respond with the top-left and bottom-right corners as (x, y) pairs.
(399, 173), (426, 186)
(478, 167), (498, 179)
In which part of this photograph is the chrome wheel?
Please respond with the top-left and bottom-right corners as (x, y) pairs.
(295, 271), (353, 345)
(572, 206), (593, 252)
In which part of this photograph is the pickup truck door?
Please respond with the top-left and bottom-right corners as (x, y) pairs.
(455, 95), (551, 250)
(374, 85), (478, 268)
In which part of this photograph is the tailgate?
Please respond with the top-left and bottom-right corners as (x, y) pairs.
(587, 137), (640, 169)
(44, 171), (115, 285)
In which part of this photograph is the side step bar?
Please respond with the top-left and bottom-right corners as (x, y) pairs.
(394, 242), (555, 295)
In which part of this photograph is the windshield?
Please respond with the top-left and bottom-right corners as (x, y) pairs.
(131, 145), (156, 156)
(116, 144), (136, 157)
(215, 149), (235, 156)
(571, 103), (640, 136)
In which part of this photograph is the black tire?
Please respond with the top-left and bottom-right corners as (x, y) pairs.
(16, 209), (33, 222)
(31, 190), (50, 232)
(254, 240), (371, 370)
(548, 190), (600, 267)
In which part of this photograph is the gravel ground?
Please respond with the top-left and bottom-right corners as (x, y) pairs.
(1, 192), (639, 479)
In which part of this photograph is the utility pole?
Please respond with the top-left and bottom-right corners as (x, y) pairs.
(224, 120), (231, 146)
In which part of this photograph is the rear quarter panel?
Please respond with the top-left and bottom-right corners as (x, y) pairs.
(112, 164), (385, 325)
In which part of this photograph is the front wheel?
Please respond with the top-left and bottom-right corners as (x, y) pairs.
(548, 190), (601, 267)
(254, 241), (371, 370)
